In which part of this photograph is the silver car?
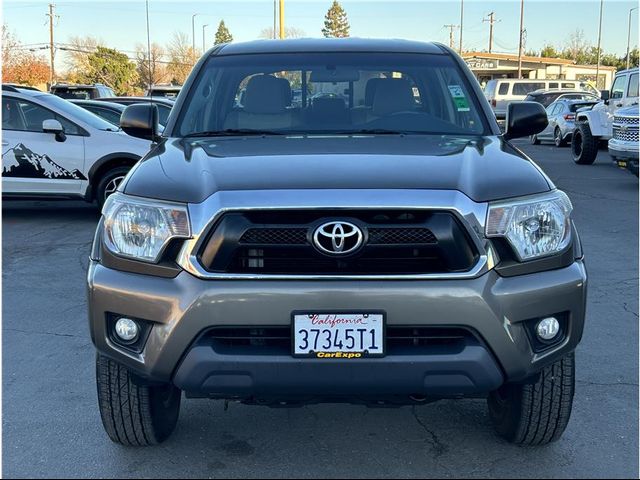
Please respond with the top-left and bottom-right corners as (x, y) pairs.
(531, 98), (599, 147)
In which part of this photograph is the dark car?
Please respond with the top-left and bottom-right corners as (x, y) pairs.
(70, 99), (126, 126)
(88, 39), (586, 447)
(524, 89), (599, 107)
(50, 83), (115, 100)
(93, 96), (174, 128)
(146, 84), (181, 99)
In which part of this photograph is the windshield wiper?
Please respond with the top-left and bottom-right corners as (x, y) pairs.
(184, 129), (286, 138)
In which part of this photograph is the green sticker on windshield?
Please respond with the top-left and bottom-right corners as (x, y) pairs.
(448, 85), (470, 112)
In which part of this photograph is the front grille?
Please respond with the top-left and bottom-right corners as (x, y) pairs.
(198, 210), (478, 276)
(205, 326), (475, 355)
(240, 228), (307, 245)
(613, 126), (639, 142)
(368, 228), (437, 245)
(614, 116), (639, 126)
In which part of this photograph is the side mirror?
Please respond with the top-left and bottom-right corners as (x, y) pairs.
(42, 119), (66, 142)
(120, 103), (159, 141)
(600, 89), (610, 104)
(503, 101), (548, 141)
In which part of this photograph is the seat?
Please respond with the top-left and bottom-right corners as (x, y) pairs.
(224, 75), (295, 130)
(371, 79), (416, 117)
(308, 96), (349, 127)
(2, 99), (25, 131)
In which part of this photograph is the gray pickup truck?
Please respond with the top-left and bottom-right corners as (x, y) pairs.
(88, 39), (586, 447)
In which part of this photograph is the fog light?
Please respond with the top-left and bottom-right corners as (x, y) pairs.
(114, 317), (139, 342)
(536, 317), (560, 341)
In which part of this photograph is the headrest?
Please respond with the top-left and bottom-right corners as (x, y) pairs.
(371, 79), (416, 116)
(364, 78), (384, 106)
(243, 75), (291, 114)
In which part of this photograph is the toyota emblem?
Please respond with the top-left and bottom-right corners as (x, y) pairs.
(312, 221), (364, 255)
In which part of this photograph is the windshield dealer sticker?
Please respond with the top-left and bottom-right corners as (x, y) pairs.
(448, 85), (470, 112)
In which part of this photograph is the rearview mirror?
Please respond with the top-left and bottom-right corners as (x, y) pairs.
(600, 89), (610, 101)
(120, 103), (159, 141)
(42, 119), (66, 142)
(503, 102), (548, 141)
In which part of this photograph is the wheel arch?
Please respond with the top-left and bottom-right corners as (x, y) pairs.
(86, 153), (141, 201)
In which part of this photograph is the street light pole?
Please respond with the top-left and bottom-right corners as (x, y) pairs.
(202, 24), (209, 53)
(459, 0), (463, 54)
(595, 0), (604, 89)
(627, 7), (638, 70)
(517, 0), (524, 78)
(192, 13), (199, 54)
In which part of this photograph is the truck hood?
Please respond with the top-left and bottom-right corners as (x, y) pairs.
(123, 135), (552, 204)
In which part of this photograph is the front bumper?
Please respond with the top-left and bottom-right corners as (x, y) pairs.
(88, 259), (587, 398)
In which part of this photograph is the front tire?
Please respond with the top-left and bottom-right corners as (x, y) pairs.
(96, 166), (130, 208)
(530, 134), (541, 145)
(554, 127), (567, 147)
(571, 123), (598, 164)
(487, 352), (575, 446)
(96, 354), (181, 446)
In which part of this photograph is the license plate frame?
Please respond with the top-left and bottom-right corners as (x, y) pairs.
(291, 310), (386, 358)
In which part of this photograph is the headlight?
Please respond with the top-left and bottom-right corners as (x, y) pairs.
(486, 190), (572, 261)
(102, 193), (191, 263)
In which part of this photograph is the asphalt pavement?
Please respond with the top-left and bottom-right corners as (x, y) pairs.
(2, 140), (638, 478)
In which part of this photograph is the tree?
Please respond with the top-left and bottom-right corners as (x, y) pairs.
(214, 20), (233, 45)
(2, 24), (19, 68)
(259, 26), (305, 39)
(76, 46), (138, 95)
(135, 42), (168, 89)
(65, 35), (102, 81)
(4, 53), (51, 86)
(2, 25), (50, 86)
(540, 44), (559, 58)
(322, 1), (350, 38)
(166, 31), (198, 84)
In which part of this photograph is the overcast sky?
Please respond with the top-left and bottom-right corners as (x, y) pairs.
(3, 0), (638, 69)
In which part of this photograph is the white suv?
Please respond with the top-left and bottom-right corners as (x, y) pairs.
(2, 85), (152, 206)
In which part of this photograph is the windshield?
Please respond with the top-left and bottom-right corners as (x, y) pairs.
(173, 52), (487, 137)
(43, 94), (118, 130)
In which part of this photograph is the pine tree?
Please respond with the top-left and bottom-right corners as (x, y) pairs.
(322, 1), (350, 38)
(214, 20), (233, 45)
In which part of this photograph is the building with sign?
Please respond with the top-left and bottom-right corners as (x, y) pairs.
(463, 52), (617, 90)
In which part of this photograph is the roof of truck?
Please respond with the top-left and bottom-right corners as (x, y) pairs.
(212, 38), (446, 56)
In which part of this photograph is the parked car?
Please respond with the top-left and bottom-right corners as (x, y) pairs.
(524, 89), (599, 107)
(146, 84), (181, 99)
(88, 39), (586, 447)
(608, 105), (639, 176)
(484, 78), (596, 119)
(530, 99), (600, 147)
(70, 99), (126, 126)
(572, 68), (639, 164)
(50, 83), (115, 100)
(93, 96), (174, 129)
(1, 85), (150, 206)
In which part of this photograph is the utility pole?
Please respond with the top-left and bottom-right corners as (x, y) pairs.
(459, 0), (464, 54)
(517, 0), (524, 78)
(46, 3), (56, 85)
(595, 0), (604, 88)
(444, 24), (459, 50)
(627, 7), (638, 70)
(483, 12), (498, 53)
(273, 0), (277, 39)
(279, 0), (285, 39)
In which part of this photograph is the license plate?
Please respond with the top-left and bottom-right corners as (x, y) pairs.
(293, 312), (385, 358)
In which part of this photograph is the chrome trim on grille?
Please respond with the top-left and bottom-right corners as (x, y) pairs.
(177, 189), (492, 280)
